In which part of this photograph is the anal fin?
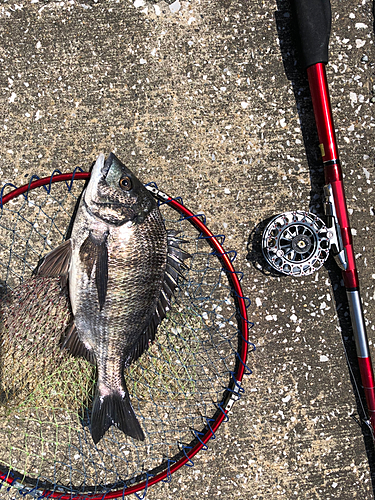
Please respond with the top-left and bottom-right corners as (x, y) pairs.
(61, 323), (96, 365)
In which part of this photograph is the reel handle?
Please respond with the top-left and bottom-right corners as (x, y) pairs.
(293, 0), (331, 68)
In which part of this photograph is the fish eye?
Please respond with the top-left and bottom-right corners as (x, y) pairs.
(119, 176), (132, 191)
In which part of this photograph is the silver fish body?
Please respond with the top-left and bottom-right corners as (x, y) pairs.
(36, 153), (188, 444)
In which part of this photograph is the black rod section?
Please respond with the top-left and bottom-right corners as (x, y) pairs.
(292, 0), (331, 68)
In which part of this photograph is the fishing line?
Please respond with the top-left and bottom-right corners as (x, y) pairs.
(0, 170), (252, 499)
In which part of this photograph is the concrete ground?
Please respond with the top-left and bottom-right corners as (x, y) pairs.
(0, 0), (375, 498)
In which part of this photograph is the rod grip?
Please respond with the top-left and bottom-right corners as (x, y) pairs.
(293, 0), (331, 68)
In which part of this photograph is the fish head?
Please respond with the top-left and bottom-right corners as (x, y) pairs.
(84, 153), (157, 226)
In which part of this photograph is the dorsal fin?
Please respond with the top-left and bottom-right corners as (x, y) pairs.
(126, 230), (191, 365)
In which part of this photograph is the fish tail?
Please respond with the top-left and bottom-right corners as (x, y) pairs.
(90, 387), (145, 444)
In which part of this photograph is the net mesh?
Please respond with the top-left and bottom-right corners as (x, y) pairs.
(0, 176), (249, 497)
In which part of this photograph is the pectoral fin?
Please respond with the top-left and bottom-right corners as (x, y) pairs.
(79, 232), (108, 311)
(95, 241), (108, 311)
(35, 239), (72, 278)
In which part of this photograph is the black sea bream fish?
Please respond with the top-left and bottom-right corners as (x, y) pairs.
(36, 153), (188, 444)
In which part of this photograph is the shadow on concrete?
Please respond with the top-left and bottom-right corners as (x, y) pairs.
(247, 0), (375, 489)
(246, 216), (284, 277)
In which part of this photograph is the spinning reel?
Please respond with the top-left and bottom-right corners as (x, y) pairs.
(262, 184), (347, 277)
(262, 211), (333, 277)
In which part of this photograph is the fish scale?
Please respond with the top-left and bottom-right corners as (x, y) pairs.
(73, 211), (167, 355)
(76, 212), (168, 396)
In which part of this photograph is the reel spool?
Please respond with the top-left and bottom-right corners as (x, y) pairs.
(261, 211), (332, 276)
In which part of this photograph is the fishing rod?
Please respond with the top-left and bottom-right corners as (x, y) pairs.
(293, 0), (375, 435)
(263, 0), (375, 434)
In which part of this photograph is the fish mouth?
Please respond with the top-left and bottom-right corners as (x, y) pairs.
(101, 153), (115, 178)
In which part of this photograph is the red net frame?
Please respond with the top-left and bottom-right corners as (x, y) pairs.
(0, 171), (252, 499)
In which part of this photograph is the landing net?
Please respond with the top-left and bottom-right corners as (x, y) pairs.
(0, 171), (252, 498)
